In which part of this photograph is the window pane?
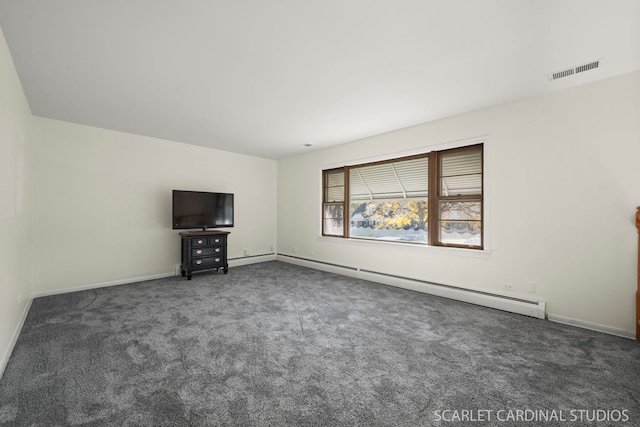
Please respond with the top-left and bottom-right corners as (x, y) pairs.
(441, 174), (482, 196)
(350, 199), (428, 243)
(440, 221), (481, 246)
(323, 202), (344, 236)
(441, 148), (482, 176)
(440, 201), (481, 221)
(324, 219), (344, 235)
(440, 147), (482, 196)
(324, 203), (344, 219)
(325, 169), (344, 202)
(326, 186), (344, 202)
(327, 170), (344, 186)
(350, 156), (428, 201)
(439, 201), (481, 246)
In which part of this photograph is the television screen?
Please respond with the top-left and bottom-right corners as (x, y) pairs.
(172, 190), (234, 230)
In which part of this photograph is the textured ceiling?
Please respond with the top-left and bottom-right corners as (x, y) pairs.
(1, 0), (639, 159)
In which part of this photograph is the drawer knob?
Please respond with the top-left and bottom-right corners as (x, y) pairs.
(215, 258), (220, 262)
(197, 240), (203, 244)
(196, 250), (202, 254)
(215, 248), (221, 253)
(214, 238), (220, 243)
(196, 260), (202, 265)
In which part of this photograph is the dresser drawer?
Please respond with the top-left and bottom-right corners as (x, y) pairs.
(191, 247), (224, 257)
(191, 238), (209, 247)
(191, 256), (224, 269)
(209, 236), (225, 246)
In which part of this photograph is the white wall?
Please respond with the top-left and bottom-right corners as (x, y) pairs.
(31, 118), (277, 293)
(0, 27), (33, 374)
(278, 71), (640, 336)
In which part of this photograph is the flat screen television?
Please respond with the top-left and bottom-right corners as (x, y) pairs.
(172, 190), (234, 230)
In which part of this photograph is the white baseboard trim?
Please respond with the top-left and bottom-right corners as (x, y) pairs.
(277, 254), (546, 320)
(228, 253), (277, 267)
(547, 314), (635, 340)
(32, 271), (176, 299)
(0, 297), (33, 379)
(276, 254), (359, 278)
(32, 255), (278, 299)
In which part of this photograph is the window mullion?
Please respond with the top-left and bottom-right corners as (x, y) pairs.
(428, 152), (438, 246)
(344, 167), (350, 238)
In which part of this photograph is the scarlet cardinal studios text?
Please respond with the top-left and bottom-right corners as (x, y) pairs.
(433, 409), (630, 423)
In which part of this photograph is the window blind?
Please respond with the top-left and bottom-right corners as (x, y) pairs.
(350, 156), (428, 201)
(440, 148), (482, 197)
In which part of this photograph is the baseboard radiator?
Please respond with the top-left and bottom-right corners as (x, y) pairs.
(228, 253), (277, 268)
(277, 254), (546, 320)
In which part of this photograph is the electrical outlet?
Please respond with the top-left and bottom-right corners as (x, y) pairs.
(502, 283), (514, 291)
(244, 249), (250, 256)
(293, 246), (298, 253)
(18, 293), (22, 304)
(528, 281), (537, 293)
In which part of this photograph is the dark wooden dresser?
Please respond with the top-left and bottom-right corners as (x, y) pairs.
(179, 230), (230, 280)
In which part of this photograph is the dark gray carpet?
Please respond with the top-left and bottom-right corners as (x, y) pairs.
(1, 261), (638, 426)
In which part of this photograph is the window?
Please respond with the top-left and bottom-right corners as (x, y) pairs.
(322, 168), (346, 236)
(322, 143), (483, 249)
(434, 145), (483, 247)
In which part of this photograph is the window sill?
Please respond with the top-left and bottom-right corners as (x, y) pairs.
(317, 235), (492, 259)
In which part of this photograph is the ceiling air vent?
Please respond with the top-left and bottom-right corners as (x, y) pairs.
(575, 60), (600, 74)
(549, 59), (602, 81)
(551, 68), (574, 80)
